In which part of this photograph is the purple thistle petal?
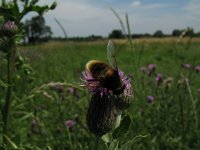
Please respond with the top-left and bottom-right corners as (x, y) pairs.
(147, 95), (154, 103)
(140, 67), (147, 73)
(65, 120), (75, 129)
(81, 69), (133, 97)
(194, 66), (200, 72)
(197, 88), (200, 94)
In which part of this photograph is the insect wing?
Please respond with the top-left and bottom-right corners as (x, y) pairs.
(107, 40), (117, 69)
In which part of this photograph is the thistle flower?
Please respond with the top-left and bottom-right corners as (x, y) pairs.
(30, 119), (38, 133)
(0, 21), (18, 37)
(197, 88), (200, 94)
(65, 120), (75, 129)
(67, 86), (75, 95)
(147, 95), (154, 103)
(148, 64), (156, 72)
(113, 70), (133, 110)
(81, 71), (109, 96)
(82, 64), (133, 136)
(81, 69), (133, 98)
(31, 119), (37, 127)
(147, 64), (156, 76)
(194, 66), (200, 73)
(155, 73), (163, 86)
(140, 67), (147, 73)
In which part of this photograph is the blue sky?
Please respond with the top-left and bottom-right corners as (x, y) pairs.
(35, 0), (200, 37)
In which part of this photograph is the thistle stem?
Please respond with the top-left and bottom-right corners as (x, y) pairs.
(94, 136), (100, 150)
(185, 77), (198, 130)
(3, 45), (15, 143)
(2, 0), (6, 6)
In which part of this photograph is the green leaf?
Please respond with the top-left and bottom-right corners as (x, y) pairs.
(29, 5), (49, 15)
(0, 3), (20, 21)
(102, 134), (111, 144)
(112, 113), (132, 139)
(99, 140), (108, 150)
(11, 1), (20, 18)
(0, 7), (16, 20)
(50, 1), (57, 10)
(30, 0), (39, 6)
(0, 80), (8, 88)
(3, 135), (18, 149)
(47, 146), (52, 150)
(19, 112), (34, 122)
(108, 140), (119, 150)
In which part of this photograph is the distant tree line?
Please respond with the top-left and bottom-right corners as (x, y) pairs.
(22, 15), (200, 44)
(108, 27), (200, 39)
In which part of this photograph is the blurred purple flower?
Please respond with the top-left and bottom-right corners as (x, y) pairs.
(181, 64), (191, 69)
(140, 67), (147, 73)
(4, 21), (15, 28)
(155, 73), (163, 85)
(148, 64), (156, 72)
(67, 87), (75, 95)
(194, 66), (200, 73)
(197, 88), (200, 94)
(65, 120), (75, 129)
(0, 21), (18, 36)
(147, 95), (154, 103)
(147, 64), (156, 76)
(31, 119), (37, 127)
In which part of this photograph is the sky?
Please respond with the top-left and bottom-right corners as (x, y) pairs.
(29, 0), (200, 37)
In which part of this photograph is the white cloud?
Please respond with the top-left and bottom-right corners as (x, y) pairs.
(142, 4), (166, 10)
(131, 1), (166, 10)
(131, 1), (141, 8)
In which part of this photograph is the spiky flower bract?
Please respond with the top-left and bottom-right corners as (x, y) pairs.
(86, 93), (116, 137)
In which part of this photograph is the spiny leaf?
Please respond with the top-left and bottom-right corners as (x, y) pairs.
(112, 113), (132, 139)
(29, 5), (49, 15)
(50, 1), (57, 10)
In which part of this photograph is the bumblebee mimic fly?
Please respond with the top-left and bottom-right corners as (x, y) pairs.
(86, 41), (125, 95)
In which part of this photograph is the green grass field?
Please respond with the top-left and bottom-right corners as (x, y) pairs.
(1, 38), (200, 149)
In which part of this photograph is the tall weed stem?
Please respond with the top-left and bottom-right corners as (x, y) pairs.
(184, 76), (198, 130)
(3, 43), (16, 143)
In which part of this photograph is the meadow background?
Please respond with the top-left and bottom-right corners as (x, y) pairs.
(1, 37), (200, 149)
(1, 0), (200, 149)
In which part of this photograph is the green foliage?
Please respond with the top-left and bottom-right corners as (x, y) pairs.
(112, 113), (132, 139)
(153, 30), (164, 37)
(1, 39), (200, 149)
(0, 0), (56, 23)
(1, 1), (200, 149)
(0, 0), (56, 148)
(109, 29), (124, 39)
(23, 15), (52, 44)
